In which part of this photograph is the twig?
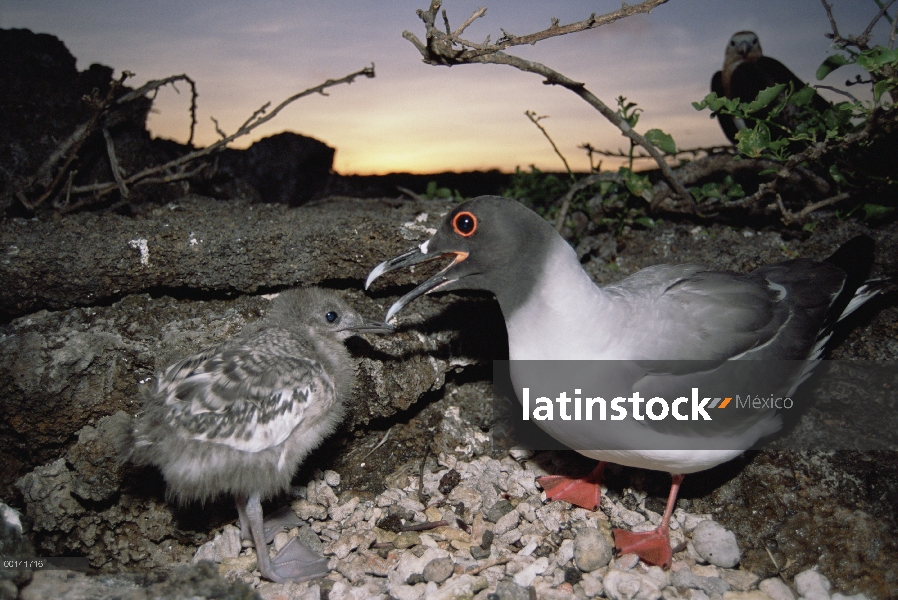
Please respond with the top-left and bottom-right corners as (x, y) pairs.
(524, 111), (575, 180)
(418, 445), (431, 504)
(30, 72), (132, 207)
(102, 127), (129, 199)
(466, 555), (511, 575)
(813, 84), (860, 102)
(361, 428), (392, 460)
(860, 0), (897, 47)
(117, 74), (198, 146)
(400, 520), (448, 532)
(581, 143), (734, 161)
(397, 186), (426, 202)
(791, 191), (851, 221)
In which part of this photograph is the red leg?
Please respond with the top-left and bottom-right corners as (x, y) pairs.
(612, 474), (685, 569)
(537, 462), (605, 511)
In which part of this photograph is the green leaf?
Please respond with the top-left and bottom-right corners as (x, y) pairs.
(790, 86), (817, 107)
(828, 164), (847, 185)
(816, 54), (850, 80)
(861, 203), (895, 220)
(873, 79), (892, 103)
(634, 216), (656, 228)
(645, 129), (677, 154)
(746, 83), (787, 113)
(619, 167), (653, 201)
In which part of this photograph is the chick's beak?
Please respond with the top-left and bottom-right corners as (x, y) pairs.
(343, 316), (394, 334)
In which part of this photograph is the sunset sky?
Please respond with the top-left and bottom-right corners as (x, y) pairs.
(1, 1), (887, 174)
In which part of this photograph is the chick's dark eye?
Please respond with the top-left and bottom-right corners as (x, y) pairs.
(452, 211), (477, 237)
(325, 311), (338, 323)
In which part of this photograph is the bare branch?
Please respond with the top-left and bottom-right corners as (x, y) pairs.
(453, 6), (487, 37)
(29, 72), (132, 207)
(117, 74), (199, 145)
(404, 1), (693, 210)
(397, 186), (426, 201)
(813, 84), (860, 102)
(524, 111), (575, 179)
(582, 143), (734, 161)
(860, 0), (897, 46)
(102, 127), (129, 199)
(822, 0), (896, 49)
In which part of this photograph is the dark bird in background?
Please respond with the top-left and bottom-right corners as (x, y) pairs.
(367, 196), (882, 569)
(711, 31), (831, 143)
(118, 287), (391, 583)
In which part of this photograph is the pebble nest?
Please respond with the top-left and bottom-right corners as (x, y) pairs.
(82, 448), (874, 600)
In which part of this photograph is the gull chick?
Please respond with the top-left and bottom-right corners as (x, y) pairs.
(119, 287), (391, 583)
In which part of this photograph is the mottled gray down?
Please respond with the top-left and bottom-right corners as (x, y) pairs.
(117, 287), (365, 503)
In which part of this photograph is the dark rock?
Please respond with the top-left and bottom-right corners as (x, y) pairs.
(484, 500), (514, 523)
(213, 132), (334, 206)
(376, 514), (404, 533)
(564, 566), (582, 585)
(481, 529), (494, 549)
(438, 468), (462, 495)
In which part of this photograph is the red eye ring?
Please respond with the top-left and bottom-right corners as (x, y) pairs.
(452, 211), (477, 237)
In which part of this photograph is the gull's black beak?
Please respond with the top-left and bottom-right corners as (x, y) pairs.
(366, 243), (468, 322)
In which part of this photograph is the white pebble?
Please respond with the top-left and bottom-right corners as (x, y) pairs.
(512, 556), (549, 587)
(692, 520), (741, 568)
(324, 470), (341, 487)
(603, 568), (663, 600)
(794, 569), (832, 600)
(759, 577), (796, 600)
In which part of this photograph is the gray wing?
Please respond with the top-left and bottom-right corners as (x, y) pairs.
(610, 261), (845, 362)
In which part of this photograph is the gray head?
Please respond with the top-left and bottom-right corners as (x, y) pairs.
(366, 196), (562, 320)
(268, 287), (392, 340)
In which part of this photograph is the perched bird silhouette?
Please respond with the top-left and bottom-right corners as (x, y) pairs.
(712, 31), (830, 143)
(118, 287), (391, 583)
(366, 196), (882, 569)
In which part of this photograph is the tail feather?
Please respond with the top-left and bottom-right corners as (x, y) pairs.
(824, 235), (877, 324)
